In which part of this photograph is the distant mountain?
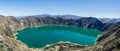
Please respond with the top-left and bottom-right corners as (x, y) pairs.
(15, 15), (120, 23)
(99, 18), (120, 23)
(51, 15), (82, 19)
(16, 14), (82, 19)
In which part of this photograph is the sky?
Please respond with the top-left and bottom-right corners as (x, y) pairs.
(0, 0), (120, 18)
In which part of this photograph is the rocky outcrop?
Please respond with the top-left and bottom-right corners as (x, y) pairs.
(0, 15), (119, 51)
(42, 42), (93, 51)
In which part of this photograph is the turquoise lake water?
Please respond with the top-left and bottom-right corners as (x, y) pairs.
(16, 26), (102, 48)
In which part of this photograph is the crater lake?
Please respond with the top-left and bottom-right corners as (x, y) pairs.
(16, 26), (102, 48)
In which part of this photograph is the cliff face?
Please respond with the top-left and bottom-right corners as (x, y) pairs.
(0, 15), (119, 51)
(18, 16), (107, 31)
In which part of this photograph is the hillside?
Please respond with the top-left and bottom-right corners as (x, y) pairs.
(0, 15), (119, 51)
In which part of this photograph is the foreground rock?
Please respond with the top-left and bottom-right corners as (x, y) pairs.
(0, 15), (120, 51)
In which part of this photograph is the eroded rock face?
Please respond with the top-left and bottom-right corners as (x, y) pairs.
(0, 15), (119, 51)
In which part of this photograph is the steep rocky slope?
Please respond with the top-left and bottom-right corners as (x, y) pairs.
(95, 22), (120, 51)
(0, 15), (119, 51)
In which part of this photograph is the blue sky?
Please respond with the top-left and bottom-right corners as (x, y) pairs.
(0, 0), (119, 18)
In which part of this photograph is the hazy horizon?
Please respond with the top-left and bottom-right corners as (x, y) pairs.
(0, 0), (120, 18)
